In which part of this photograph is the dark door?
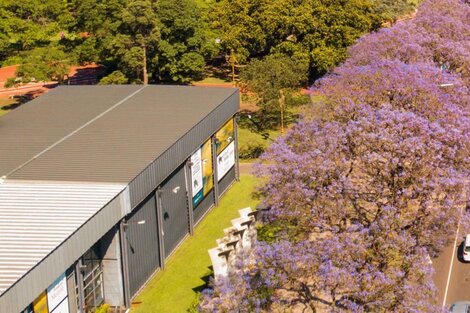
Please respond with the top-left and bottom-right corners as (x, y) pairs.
(126, 194), (160, 297)
(161, 166), (189, 258)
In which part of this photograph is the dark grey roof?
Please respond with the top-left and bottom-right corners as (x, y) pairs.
(0, 85), (237, 183)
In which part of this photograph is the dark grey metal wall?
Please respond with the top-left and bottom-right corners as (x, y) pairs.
(193, 190), (215, 225)
(128, 92), (239, 209)
(126, 194), (160, 297)
(160, 166), (189, 258)
(218, 167), (236, 196)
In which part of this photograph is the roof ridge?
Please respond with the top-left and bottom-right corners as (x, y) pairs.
(2, 86), (147, 179)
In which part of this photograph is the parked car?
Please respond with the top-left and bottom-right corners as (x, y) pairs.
(450, 301), (470, 313)
(463, 235), (470, 262)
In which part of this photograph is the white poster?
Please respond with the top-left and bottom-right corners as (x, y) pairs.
(50, 298), (69, 313)
(47, 273), (68, 312)
(217, 141), (235, 181)
(191, 148), (203, 196)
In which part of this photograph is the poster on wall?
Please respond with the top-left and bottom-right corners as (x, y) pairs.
(47, 272), (69, 313)
(33, 291), (48, 313)
(191, 148), (203, 198)
(201, 139), (213, 197)
(217, 141), (235, 181)
(192, 139), (213, 207)
(47, 273), (68, 312)
(215, 120), (234, 155)
(49, 298), (69, 313)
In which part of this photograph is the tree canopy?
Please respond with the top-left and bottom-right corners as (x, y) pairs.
(200, 0), (470, 311)
(0, 0), (413, 85)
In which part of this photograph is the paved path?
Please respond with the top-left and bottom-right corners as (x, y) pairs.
(239, 162), (254, 175)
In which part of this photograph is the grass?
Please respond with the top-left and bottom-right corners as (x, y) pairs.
(0, 98), (18, 117)
(192, 76), (231, 85)
(238, 127), (280, 162)
(131, 175), (259, 313)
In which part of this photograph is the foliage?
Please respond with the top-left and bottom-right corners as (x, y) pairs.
(371, 0), (418, 23)
(0, 0), (71, 60)
(240, 55), (307, 131)
(346, 0), (470, 83)
(16, 46), (70, 83)
(3, 77), (19, 88)
(111, 0), (160, 84)
(212, 0), (381, 78)
(211, 0), (266, 66)
(154, 0), (208, 82)
(202, 0), (470, 311)
(99, 70), (128, 85)
(1, 0), (397, 84)
(241, 55), (306, 104)
(94, 303), (110, 313)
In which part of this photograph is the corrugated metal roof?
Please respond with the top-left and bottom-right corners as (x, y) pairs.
(0, 181), (125, 296)
(0, 85), (143, 178)
(1, 85), (237, 183)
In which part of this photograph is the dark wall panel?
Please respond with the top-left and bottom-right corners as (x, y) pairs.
(193, 190), (215, 225)
(218, 167), (236, 196)
(129, 92), (239, 208)
(160, 166), (189, 257)
(126, 194), (160, 297)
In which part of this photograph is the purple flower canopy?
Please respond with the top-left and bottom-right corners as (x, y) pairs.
(201, 0), (469, 311)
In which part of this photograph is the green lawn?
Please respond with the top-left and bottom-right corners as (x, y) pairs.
(132, 175), (259, 313)
(238, 127), (280, 162)
(192, 76), (231, 85)
(0, 98), (17, 117)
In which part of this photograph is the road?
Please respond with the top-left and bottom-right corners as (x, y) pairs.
(434, 227), (470, 308)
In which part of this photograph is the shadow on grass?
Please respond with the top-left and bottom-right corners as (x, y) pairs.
(68, 66), (105, 85)
(2, 84), (56, 111)
(192, 266), (214, 294)
(205, 57), (233, 83)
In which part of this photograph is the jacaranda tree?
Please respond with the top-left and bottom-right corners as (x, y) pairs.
(201, 0), (470, 311)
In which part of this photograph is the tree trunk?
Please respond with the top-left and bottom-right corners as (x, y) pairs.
(230, 49), (236, 86)
(142, 44), (148, 85)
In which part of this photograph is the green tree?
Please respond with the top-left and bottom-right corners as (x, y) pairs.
(0, 0), (71, 63)
(240, 55), (307, 133)
(66, 0), (128, 65)
(99, 70), (128, 84)
(212, 0), (379, 80)
(154, 0), (210, 82)
(212, 0), (266, 83)
(260, 0), (380, 77)
(118, 0), (160, 84)
(15, 46), (70, 84)
(371, 0), (418, 24)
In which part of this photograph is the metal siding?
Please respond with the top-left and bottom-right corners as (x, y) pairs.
(0, 184), (125, 313)
(8, 87), (239, 184)
(0, 87), (240, 312)
(0, 86), (143, 178)
(218, 167), (236, 196)
(160, 166), (189, 257)
(193, 190), (215, 225)
(129, 93), (239, 208)
(126, 194), (160, 297)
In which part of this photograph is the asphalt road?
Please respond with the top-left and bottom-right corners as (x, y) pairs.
(433, 227), (470, 309)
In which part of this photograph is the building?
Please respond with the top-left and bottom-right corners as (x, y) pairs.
(0, 85), (239, 313)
